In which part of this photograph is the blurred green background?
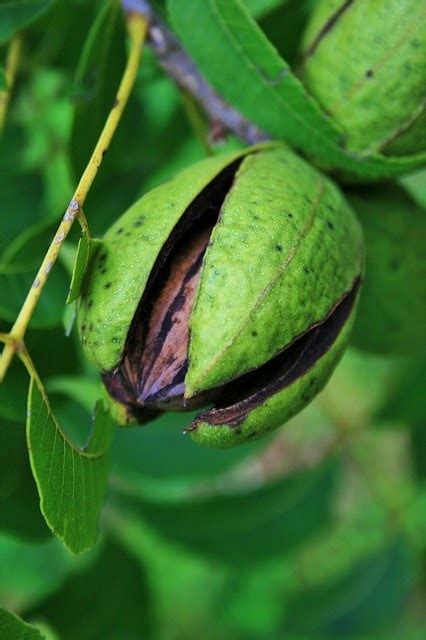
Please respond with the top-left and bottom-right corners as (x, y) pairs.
(0, 0), (425, 638)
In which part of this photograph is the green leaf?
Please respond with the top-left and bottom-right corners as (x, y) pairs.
(0, 418), (50, 540)
(112, 459), (338, 563)
(0, 0), (56, 43)
(0, 328), (82, 425)
(0, 221), (70, 329)
(378, 358), (426, 426)
(0, 172), (44, 253)
(113, 410), (269, 485)
(67, 234), (101, 304)
(6, 68), (73, 217)
(168, 0), (426, 178)
(0, 66), (7, 90)
(46, 375), (102, 413)
(26, 377), (114, 554)
(27, 537), (153, 640)
(400, 167), (426, 208)
(42, 376), (271, 483)
(0, 607), (44, 640)
(320, 348), (401, 430)
(257, 0), (316, 68)
(72, 1), (113, 95)
(283, 537), (412, 636)
(69, 0), (126, 179)
(62, 300), (77, 336)
(26, 622), (58, 640)
(347, 184), (426, 356)
(0, 359), (28, 422)
(411, 429), (426, 482)
(244, 0), (287, 19)
(0, 533), (82, 610)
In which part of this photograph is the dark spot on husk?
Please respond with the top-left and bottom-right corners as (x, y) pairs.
(276, 244), (283, 252)
(104, 282), (112, 289)
(327, 220), (335, 230)
(365, 69), (374, 78)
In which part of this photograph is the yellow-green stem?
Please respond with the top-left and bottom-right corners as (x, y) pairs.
(0, 13), (148, 382)
(0, 34), (23, 133)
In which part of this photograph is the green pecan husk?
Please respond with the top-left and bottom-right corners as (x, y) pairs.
(299, 0), (426, 157)
(78, 144), (363, 448)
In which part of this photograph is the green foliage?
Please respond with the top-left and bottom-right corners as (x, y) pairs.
(27, 537), (153, 639)
(27, 380), (113, 554)
(168, 0), (426, 178)
(0, 607), (44, 639)
(0, 221), (70, 328)
(0, 417), (50, 540)
(0, 66), (6, 90)
(283, 537), (412, 636)
(0, 0), (56, 43)
(113, 408), (268, 482)
(69, 0), (126, 179)
(0, 0), (425, 637)
(245, 0), (288, 20)
(67, 234), (101, 304)
(0, 533), (83, 610)
(111, 455), (338, 563)
(348, 184), (426, 355)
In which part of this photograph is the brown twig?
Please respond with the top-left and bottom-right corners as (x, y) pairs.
(122, 0), (269, 144)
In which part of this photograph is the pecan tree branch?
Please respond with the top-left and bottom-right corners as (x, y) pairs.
(123, 0), (269, 144)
